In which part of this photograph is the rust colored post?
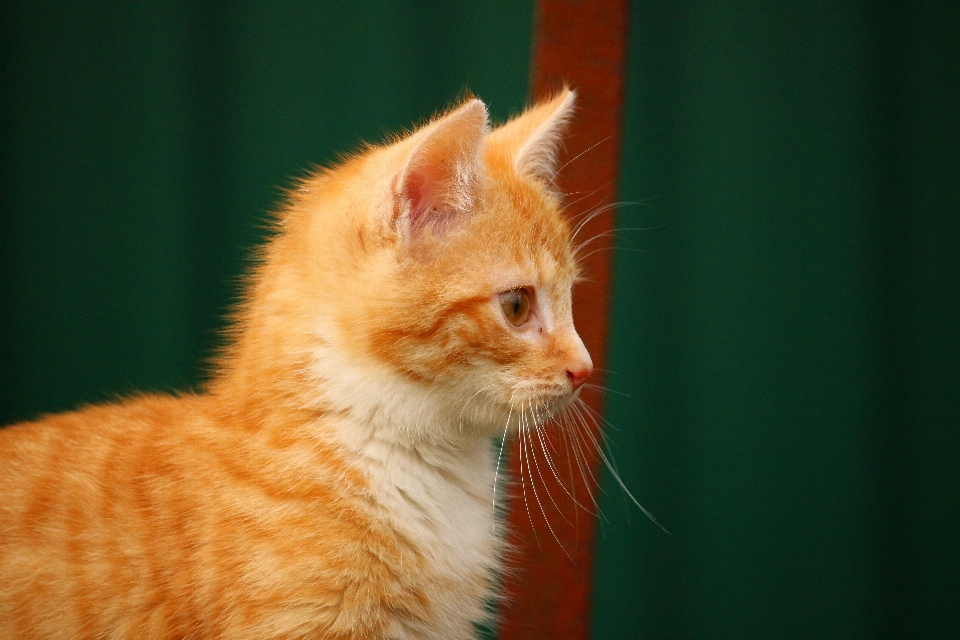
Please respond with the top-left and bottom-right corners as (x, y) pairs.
(498, 1), (631, 638)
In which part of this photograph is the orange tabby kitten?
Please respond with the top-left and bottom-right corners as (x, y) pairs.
(0, 89), (591, 639)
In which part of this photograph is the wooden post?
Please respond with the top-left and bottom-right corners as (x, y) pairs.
(498, 1), (631, 638)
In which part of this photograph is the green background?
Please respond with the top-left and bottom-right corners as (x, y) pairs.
(595, 2), (959, 638)
(2, 2), (957, 638)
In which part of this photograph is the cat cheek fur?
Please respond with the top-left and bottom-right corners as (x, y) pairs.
(0, 89), (585, 639)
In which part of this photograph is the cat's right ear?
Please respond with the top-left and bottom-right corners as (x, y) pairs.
(389, 99), (488, 244)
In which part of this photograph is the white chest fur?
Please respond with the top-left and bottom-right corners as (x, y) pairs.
(351, 432), (500, 639)
(308, 335), (504, 637)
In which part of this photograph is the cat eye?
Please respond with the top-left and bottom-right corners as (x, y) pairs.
(498, 288), (531, 326)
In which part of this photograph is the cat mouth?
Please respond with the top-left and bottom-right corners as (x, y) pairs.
(506, 387), (580, 422)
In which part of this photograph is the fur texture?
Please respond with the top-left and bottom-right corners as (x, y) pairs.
(0, 89), (592, 639)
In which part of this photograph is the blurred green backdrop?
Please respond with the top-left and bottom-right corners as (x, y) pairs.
(594, 2), (960, 639)
(2, 2), (958, 639)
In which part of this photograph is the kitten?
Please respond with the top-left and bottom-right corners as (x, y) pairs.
(0, 89), (592, 639)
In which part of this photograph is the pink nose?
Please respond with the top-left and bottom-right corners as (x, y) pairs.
(567, 366), (591, 391)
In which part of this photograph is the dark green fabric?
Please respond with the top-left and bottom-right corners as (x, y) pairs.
(593, 2), (959, 638)
(1, 1), (534, 426)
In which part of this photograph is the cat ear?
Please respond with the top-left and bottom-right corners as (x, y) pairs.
(392, 98), (488, 240)
(487, 88), (576, 186)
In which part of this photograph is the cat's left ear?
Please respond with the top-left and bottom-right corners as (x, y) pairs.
(391, 98), (488, 242)
(486, 88), (576, 187)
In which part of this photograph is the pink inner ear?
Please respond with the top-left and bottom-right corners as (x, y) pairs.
(403, 168), (435, 232)
(403, 163), (461, 237)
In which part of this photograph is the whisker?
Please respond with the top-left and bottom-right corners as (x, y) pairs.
(534, 406), (593, 514)
(564, 196), (615, 228)
(576, 398), (621, 434)
(588, 367), (619, 375)
(555, 136), (612, 176)
(574, 229), (630, 258)
(572, 399), (670, 534)
(528, 405), (584, 520)
(569, 200), (653, 235)
(567, 402), (603, 472)
(491, 394), (515, 534)
(571, 202), (625, 241)
(560, 185), (612, 218)
(575, 245), (650, 263)
(517, 402), (541, 550)
(574, 218), (663, 256)
(524, 418), (574, 530)
(556, 411), (582, 535)
(558, 407), (603, 513)
(580, 382), (630, 398)
(522, 402), (575, 561)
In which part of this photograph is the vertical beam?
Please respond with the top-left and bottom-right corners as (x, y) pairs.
(498, 1), (630, 638)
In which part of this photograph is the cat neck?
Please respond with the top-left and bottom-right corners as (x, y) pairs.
(208, 318), (495, 466)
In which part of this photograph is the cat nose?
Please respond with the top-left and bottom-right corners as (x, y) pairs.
(567, 365), (591, 391)
(564, 329), (593, 391)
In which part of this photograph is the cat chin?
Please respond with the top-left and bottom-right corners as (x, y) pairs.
(483, 388), (581, 437)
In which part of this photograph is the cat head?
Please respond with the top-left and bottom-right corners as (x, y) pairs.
(247, 90), (592, 444)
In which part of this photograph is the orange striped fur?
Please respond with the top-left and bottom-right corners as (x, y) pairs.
(0, 90), (592, 639)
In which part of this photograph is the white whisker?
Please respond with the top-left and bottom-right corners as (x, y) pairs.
(516, 401), (541, 549)
(491, 393), (515, 534)
(521, 402), (574, 562)
(532, 406), (592, 514)
(572, 399), (670, 534)
(555, 136), (612, 176)
(558, 407), (603, 513)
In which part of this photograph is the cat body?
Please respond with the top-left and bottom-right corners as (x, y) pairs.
(0, 90), (591, 639)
